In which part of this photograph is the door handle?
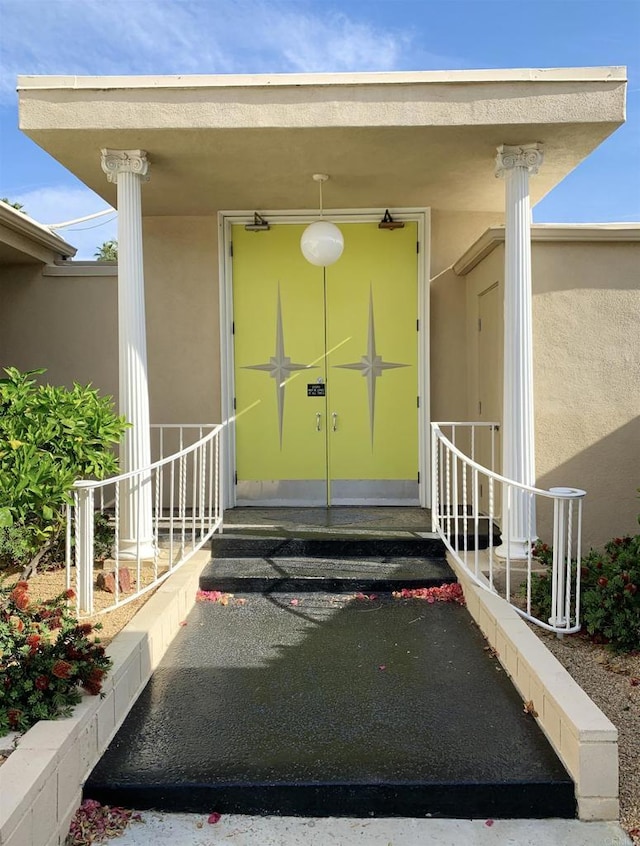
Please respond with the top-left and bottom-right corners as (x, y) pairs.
(316, 412), (322, 432)
(332, 412), (338, 432)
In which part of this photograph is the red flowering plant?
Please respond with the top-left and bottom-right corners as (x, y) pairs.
(581, 535), (640, 652)
(530, 535), (640, 653)
(0, 579), (112, 736)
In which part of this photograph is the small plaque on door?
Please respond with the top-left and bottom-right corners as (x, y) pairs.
(307, 384), (326, 397)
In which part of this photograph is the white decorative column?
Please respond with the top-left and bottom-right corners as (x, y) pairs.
(101, 149), (154, 559)
(495, 143), (544, 560)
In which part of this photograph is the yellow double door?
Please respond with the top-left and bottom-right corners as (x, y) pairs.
(232, 222), (419, 506)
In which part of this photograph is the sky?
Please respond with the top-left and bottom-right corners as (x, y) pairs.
(0, 0), (638, 258)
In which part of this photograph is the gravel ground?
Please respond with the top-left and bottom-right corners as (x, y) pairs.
(7, 564), (161, 645)
(534, 628), (640, 843)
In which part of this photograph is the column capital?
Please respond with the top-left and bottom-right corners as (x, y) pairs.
(495, 143), (544, 178)
(101, 149), (149, 184)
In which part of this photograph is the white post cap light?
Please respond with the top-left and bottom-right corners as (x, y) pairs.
(300, 174), (344, 267)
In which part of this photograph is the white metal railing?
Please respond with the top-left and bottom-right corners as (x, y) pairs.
(66, 424), (223, 616)
(431, 422), (586, 634)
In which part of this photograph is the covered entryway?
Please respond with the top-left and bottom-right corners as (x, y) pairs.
(231, 220), (420, 506)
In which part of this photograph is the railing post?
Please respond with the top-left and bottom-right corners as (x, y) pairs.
(430, 422), (586, 634)
(217, 428), (224, 532)
(65, 502), (73, 593)
(548, 487), (586, 633)
(431, 424), (438, 532)
(75, 483), (95, 614)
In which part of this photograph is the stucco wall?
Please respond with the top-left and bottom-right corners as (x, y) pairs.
(0, 218), (220, 426)
(464, 245), (505, 428)
(0, 264), (118, 398)
(429, 210), (503, 423)
(430, 210), (503, 278)
(532, 241), (640, 548)
(463, 239), (640, 549)
(430, 267), (468, 422)
(142, 216), (220, 424)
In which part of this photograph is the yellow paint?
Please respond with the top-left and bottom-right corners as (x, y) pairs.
(233, 224), (326, 482)
(326, 223), (418, 481)
(232, 221), (418, 499)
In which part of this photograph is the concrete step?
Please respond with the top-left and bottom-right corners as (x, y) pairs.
(86, 593), (575, 819)
(210, 536), (447, 559)
(199, 554), (456, 593)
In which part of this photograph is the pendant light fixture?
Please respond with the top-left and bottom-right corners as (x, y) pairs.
(300, 173), (344, 267)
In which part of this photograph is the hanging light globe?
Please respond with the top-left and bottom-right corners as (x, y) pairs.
(300, 219), (344, 266)
(300, 174), (344, 267)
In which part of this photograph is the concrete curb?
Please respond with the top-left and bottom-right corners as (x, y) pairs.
(0, 551), (211, 846)
(448, 553), (620, 821)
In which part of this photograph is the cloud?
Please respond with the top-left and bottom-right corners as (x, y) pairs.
(263, 9), (408, 73)
(0, 0), (229, 100)
(0, 0), (461, 257)
(0, 0), (431, 104)
(14, 185), (117, 259)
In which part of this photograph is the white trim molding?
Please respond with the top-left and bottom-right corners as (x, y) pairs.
(217, 208), (431, 510)
(17, 67), (627, 92)
(43, 261), (117, 277)
(0, 202), (76, 260)
(454, 222), (640, 276)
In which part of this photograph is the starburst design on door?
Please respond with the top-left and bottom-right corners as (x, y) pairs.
(335, 286), (408, 445)
(242, 285), (315, 447)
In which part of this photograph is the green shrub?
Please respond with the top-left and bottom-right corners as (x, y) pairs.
(529, 537), (640, 652)
(581, 536), (640, 652)
(0, 525), (35, 569)
(528, 542), (555, 623)
(0, 368), (127, 576)
(0, 580), (112, 736)
(0, 512), (116, 573)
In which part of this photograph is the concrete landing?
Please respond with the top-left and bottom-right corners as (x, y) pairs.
(108, 812), (634, 846)
(223, 506), (432, 535)
(86, 592), (575, 819)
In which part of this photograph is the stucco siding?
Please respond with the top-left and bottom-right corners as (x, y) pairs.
(430, 267), (468, 422)
(0, 265), (118, 398)
(143, 216), (220, 425)
(463, 239), (640, 549)
(464, 245), (504, 430)
(0, 218), (220, 427)
(430, 210), (503, 277)
(532, 242), (640, 548)
(429, 210), (504, 425)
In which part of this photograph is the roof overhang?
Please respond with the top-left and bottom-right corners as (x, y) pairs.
(0, 201), (76, 265)
(454, 222), (640, 275)
(18, 68), (627, 217)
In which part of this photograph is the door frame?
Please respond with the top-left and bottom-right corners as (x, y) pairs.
(218, 207), (431, 509)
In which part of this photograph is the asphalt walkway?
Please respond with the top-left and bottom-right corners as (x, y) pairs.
(87, 591), (574, 818)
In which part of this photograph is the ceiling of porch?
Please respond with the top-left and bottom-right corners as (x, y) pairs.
(18, 70), (626, 217)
